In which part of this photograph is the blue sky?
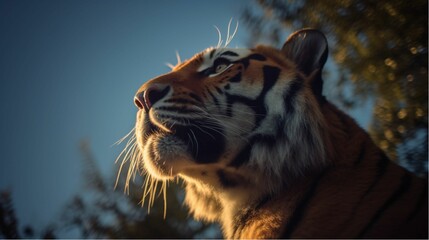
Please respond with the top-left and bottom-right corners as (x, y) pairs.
(0, 0), (372, 236)
(0, 0), (250, 233)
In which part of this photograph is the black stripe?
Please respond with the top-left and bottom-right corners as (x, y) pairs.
(350, 153), (390, 216)
(225, 93), (254, 118)
(233, 194), (272, 237)
(209, 49), (216, 59)
(282, 170), (326, 238)
(254, 65), (281, 125)
(229, 141), (253, 167)
(188, 93), (203, 103)
(157, 106), (200, 114)
(339, 153), (391, 233)
(357, 174), (412, 238)
(227, 65), (281, 167)
(255, 194), (272, 210)
(229, 72), (242, 82)
(215, 86), (223, 94)
(353, 139), (367, 165)
(229, 133), (278, 167)
(284, 79), (303, 115)
(220, 50), (239, 57)
(362, 153), (390, 197)
(207, 89), (220, 108)
(164, 98), (200, 105)
(158, 114), (197, 124)
(261, 65), (281, 96)
(248, 53), (267, 61)
(217, 170), (237, 187)
(233, 53), (267, 69)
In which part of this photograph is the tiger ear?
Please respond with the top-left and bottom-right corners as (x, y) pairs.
(281, 29), (328, 75)
(282, 29), (328, 101)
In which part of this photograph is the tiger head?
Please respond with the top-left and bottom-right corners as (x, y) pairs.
(131, 29), (333, 223)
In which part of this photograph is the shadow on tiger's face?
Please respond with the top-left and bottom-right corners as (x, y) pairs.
(134, 30), (329, 189)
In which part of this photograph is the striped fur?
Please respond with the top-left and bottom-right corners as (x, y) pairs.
(131, 29), (428, 238)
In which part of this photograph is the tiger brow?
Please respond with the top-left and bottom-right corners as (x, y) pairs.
(220, 51), (239, 57)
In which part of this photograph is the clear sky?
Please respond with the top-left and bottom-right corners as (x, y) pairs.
(0, 0), (372, 236)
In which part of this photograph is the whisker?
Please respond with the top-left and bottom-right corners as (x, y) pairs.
(175, 51), (182, 65)
(163, 180), (167, 219)
(225, 18), (239, 47)
(214, 25), (223, 49)
(114, 136), (138, 191)
(226, 18), (232, 48)
(115, 129), (170, 217)
(114, 142), (137, 190)
(125, 149), (139, 193)
(189, 129), (199, 156)
(151, 179), (159, 208)
(114, 135), (136, 164)
(166, 62), (175, 69)
(141, 174), (151, 207)
(112, 127), (135, 146)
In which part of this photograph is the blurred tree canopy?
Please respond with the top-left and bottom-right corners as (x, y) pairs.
(57, 140), (220, 238)
(242, 0), (428, 175)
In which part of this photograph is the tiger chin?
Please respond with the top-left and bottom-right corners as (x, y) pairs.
(129, 29), (428, 238)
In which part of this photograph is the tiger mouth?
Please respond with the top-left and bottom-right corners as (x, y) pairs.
(138, 112), (226, 178)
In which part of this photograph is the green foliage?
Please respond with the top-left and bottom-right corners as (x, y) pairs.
(242, 0), (428, 175)
(58, 140), (220, 238)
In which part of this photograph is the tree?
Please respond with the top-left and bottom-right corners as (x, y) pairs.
(57, 140), (220, 238)
(0, 190), (55, 239)
(242, 0), (428, 175)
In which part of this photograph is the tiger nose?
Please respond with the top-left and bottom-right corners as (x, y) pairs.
(134, 85), (170, 111)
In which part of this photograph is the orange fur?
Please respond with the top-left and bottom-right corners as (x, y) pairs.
(129, 29), (428, 239)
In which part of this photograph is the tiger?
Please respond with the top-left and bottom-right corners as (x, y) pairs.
(125, 28), (428, 238)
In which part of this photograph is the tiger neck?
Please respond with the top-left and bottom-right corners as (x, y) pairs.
(219, 102), (369, 238)
(218, 169), (327, 239)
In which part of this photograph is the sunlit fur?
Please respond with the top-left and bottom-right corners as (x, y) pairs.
(117, 29), (427, 238)
(115, 21), (240, 219)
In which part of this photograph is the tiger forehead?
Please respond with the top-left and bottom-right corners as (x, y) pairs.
(171, 48), (253, 72)
(172, 46), (295, 74)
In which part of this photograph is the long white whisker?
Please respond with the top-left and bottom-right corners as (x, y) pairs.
(141, 174), (151, 207)
(125, 144), (139, 193)
(176, 51), (181, 65)
(150, 177), (157, 213)
(115, 129), (170, 217)
(226, 18), (232, 48)
(163, 180), (167, 219)
(214, 25), (223, 48)
(229, 20), (239, 46)
(166, 62), (175, 69)
(114, 135), (138, 191)
(112, 128), (135, 146)
(114, 135), (136, 164)
(114, 141), (137, 190)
